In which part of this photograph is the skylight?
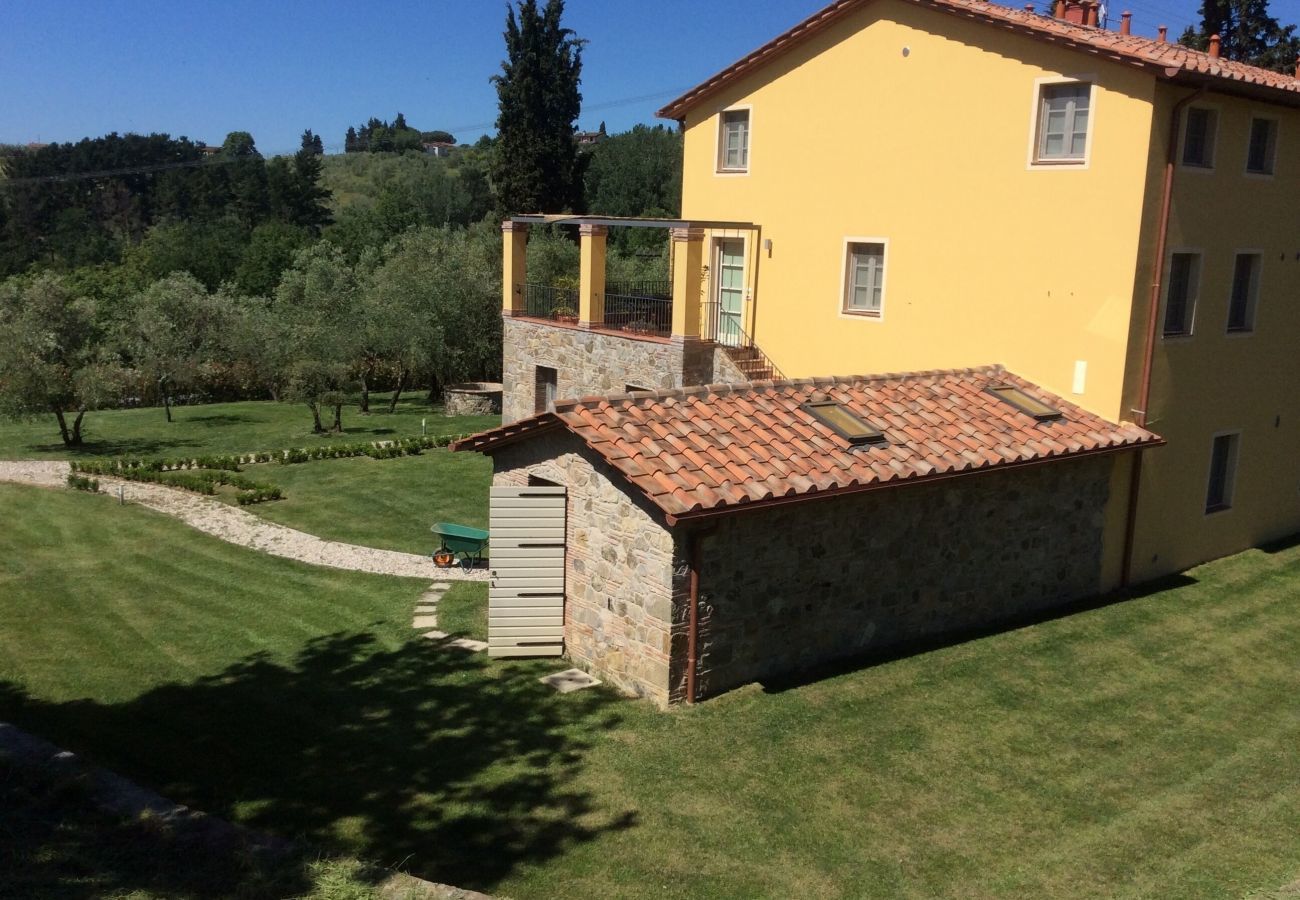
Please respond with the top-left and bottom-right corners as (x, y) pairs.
(987, 384), (1063, 420)
(802, 400), (885, 445)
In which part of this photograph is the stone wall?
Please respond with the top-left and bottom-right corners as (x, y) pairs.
(502, 316), (744, 423)
(443, 383), (502, 417)
(490, 430), (677, 705)
(672, 454), (1115, 701)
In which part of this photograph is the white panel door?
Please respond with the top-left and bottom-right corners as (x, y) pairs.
(488, 485), (566, 657)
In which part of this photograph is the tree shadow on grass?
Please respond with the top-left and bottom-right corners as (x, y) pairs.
(0, 633), (633, 897)
(181, 414), (258, 427)
(23, 437), (205, 458)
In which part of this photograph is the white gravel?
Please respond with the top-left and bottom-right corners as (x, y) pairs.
(0, 460), (487, 582)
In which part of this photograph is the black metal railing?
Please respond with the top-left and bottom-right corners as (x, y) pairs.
(700, 298), (785, 382)
(600, 279), (673, 338)
(522, 283), (579, 320)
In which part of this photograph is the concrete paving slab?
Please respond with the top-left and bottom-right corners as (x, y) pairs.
(539, 668), (602, 693)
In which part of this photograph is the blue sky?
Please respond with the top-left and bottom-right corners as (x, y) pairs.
(4, 0), (1297, 155)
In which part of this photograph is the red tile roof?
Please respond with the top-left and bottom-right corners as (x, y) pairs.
(656, 0), (1300, 120)
(453, 366), (1162, 524)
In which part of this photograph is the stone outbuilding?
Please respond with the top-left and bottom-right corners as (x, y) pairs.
(453, 365), (1162, 707)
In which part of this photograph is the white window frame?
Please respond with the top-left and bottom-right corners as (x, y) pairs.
(838, 236), (889, 321)
(1204, 429), (1241, 516)
(1161, 249), (1202, 339)
(714, 105), (752, 176)
(1180, 104), (1220, 172)
(1225, 250), (1263, 336)
(1244, 115), (1279, 178)
(1027, 75), (1096, 170)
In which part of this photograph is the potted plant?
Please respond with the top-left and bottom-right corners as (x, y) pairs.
(552, 304), (579, 325)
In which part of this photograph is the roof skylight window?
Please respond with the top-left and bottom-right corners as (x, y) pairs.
(802, 400), (885, 445)
(987, 384), (1063, 420)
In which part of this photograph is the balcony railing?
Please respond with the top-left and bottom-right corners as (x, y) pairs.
(602, 280), (673, 338)
(522, 283), (579, 321)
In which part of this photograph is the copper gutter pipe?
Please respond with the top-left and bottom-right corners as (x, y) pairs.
(684, 524), (717, 704)
(1119, 83), (1208, 586)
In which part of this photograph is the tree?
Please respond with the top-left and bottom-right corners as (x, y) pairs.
(273, 244), (363, 433)
(421, 130), (456, 144)
(233, 221), (312, 296)
(584, 124), (682, 253)
(491, 0), (585, 216)
(1180, 0), (1300, 71)
(267, 146), (333, 232)
(0, 274), (127, 447)
(345, 126), (360, 154)
(300, 129), (324, 155)
(123, 273), (229, 422)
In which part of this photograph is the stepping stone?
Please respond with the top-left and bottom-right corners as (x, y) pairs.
(539, 668), (602, 694)
(430, 582), (452, 590)
(447, 638), (488, 652)
(412, 616), (440, 628)
(414, 606), (439, 614)
(421, 630), (449, 640)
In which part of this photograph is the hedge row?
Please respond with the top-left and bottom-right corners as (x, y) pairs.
(278, 433), (467, 465)
(68, 461), (283, 505)
(66, 473), (100, 493)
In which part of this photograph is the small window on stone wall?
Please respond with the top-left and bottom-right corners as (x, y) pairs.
(535, 366), (557, 414)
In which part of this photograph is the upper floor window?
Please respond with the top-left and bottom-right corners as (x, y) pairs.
(1163, 252), (1200, 337)
(1182, 107), (1217, 168)
(1227, 253), (1262, 333)
(718, 109), (750, 172)
(1034, 83), (1091, 163)
(842, 241), (886, 316)
(1246, 117), (1278, 175)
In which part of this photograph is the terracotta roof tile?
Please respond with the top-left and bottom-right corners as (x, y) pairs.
(656, 0), (1300, 121)
(454, 365), (1163, 519)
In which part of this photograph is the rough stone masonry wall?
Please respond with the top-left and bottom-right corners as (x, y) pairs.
(502, 316), (731, 423)
(490, 430), (677, 704)
(673, 454), (1115, 701)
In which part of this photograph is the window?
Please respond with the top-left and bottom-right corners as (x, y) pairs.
(802, 400), (885, 445)
(1205, 432), (1240, 513)
(717, 109), (750, 172)
(1162, 253), (1200, 337)
(1227, 253), (1261, 333)
(1035, 83), (1091, 163)
(625, 384), (650, 394)
(843, 242), (886, 316)
(534, 366), (557, 414)
(986, 384), (1063, 420)
(1182, 107), (1217, 168)
(1246, 117), (1278, 175)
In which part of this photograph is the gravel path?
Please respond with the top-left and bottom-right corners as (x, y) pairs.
(0, 460), (487, 582)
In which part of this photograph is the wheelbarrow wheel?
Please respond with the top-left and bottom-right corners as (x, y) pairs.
(432, 547), (455, 568)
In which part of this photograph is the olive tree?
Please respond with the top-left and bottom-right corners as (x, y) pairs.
(0, 274), (127, 447)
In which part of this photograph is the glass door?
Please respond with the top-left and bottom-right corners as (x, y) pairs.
(715, 239), (745, 347)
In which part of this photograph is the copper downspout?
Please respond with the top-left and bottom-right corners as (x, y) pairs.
(684, 525), (716, 704)
(1119, 83), (1208, 586)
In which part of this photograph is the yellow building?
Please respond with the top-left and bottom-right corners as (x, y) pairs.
(493, 0), (1300, 612)
(657, 0), (1300, 585)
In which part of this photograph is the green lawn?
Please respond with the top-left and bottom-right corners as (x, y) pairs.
(0, 393), (498, 460)
(4, 482), (1300, 898)
(232, 450), (491, 556)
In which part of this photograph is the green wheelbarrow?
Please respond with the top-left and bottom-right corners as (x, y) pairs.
(431, 522), (489, 569)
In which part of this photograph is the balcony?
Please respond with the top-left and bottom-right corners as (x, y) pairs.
(503, 215), (758, 345)
(521, 280), (674, 339)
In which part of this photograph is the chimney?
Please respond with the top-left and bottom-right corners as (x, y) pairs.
(1295, 54), (1300, 78)
(1085, 1), (1099, 27)
(1025, 3), (1035, 11)
(1120, 11), (1132, 34)
(1053, 0), (1065, 17)
(1158, 25), (1168, 42)
(1064, 1), (1085, 24)
(1208, 34), (1221, 58)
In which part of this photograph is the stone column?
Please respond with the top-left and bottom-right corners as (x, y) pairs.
(502, 220), (528, 316)
(670, 227), (706, 340)
(578, 223), (608, 329)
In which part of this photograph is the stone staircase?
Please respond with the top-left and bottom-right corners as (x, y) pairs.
(720, 342), (784, 383)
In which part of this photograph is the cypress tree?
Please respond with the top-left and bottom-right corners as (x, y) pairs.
(490, 0), (585, 216)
